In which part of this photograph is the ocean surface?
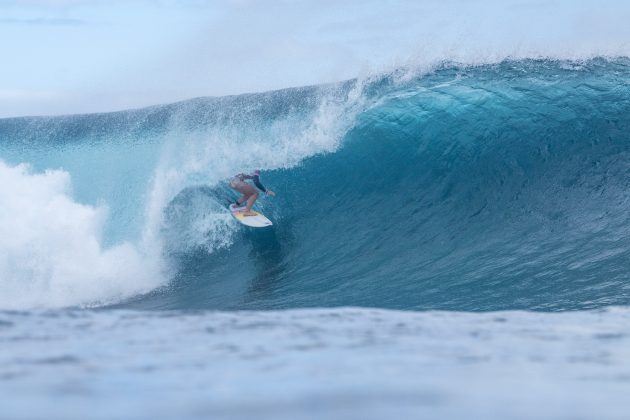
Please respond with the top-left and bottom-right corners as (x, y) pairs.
(2, 58), (630, 419)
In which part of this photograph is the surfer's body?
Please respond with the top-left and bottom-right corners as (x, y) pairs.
(229, 170), (275, 216)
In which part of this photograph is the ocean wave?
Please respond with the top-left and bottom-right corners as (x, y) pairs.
(2, 58), (630, 310)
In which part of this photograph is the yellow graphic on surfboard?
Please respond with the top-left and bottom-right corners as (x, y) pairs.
(229, 204), (273, 228)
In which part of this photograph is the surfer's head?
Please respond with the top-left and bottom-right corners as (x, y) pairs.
(253, 169), (261, 175)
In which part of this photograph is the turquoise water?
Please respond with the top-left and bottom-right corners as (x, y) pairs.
(2, 58), (630, 418)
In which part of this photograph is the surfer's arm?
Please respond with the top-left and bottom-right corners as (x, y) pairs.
(252, 175), (267, 192)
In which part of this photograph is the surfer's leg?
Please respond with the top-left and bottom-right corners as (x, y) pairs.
(232, 182), (257, 214)
(245, 192), (259, 212)
(235, 194), (248, 206)
(238, 192), (258, 216)
(231, 182), (254, 204)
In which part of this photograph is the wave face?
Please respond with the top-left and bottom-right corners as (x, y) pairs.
(2, 58), (630, 310)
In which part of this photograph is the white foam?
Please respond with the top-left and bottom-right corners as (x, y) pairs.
(0, 82), (368, 308)
(0, 161), (164, 309)
(142, 84), (367, 253)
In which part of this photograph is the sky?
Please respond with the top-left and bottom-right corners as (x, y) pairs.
(1, 0), (630, 117)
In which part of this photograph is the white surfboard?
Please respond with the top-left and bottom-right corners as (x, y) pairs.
(229, 204), (273, 228)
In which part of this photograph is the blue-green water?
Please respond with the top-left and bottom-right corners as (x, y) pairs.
(2, 58), (630, 419)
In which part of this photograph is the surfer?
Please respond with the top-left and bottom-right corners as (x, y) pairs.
(229, 170), (275, 216)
